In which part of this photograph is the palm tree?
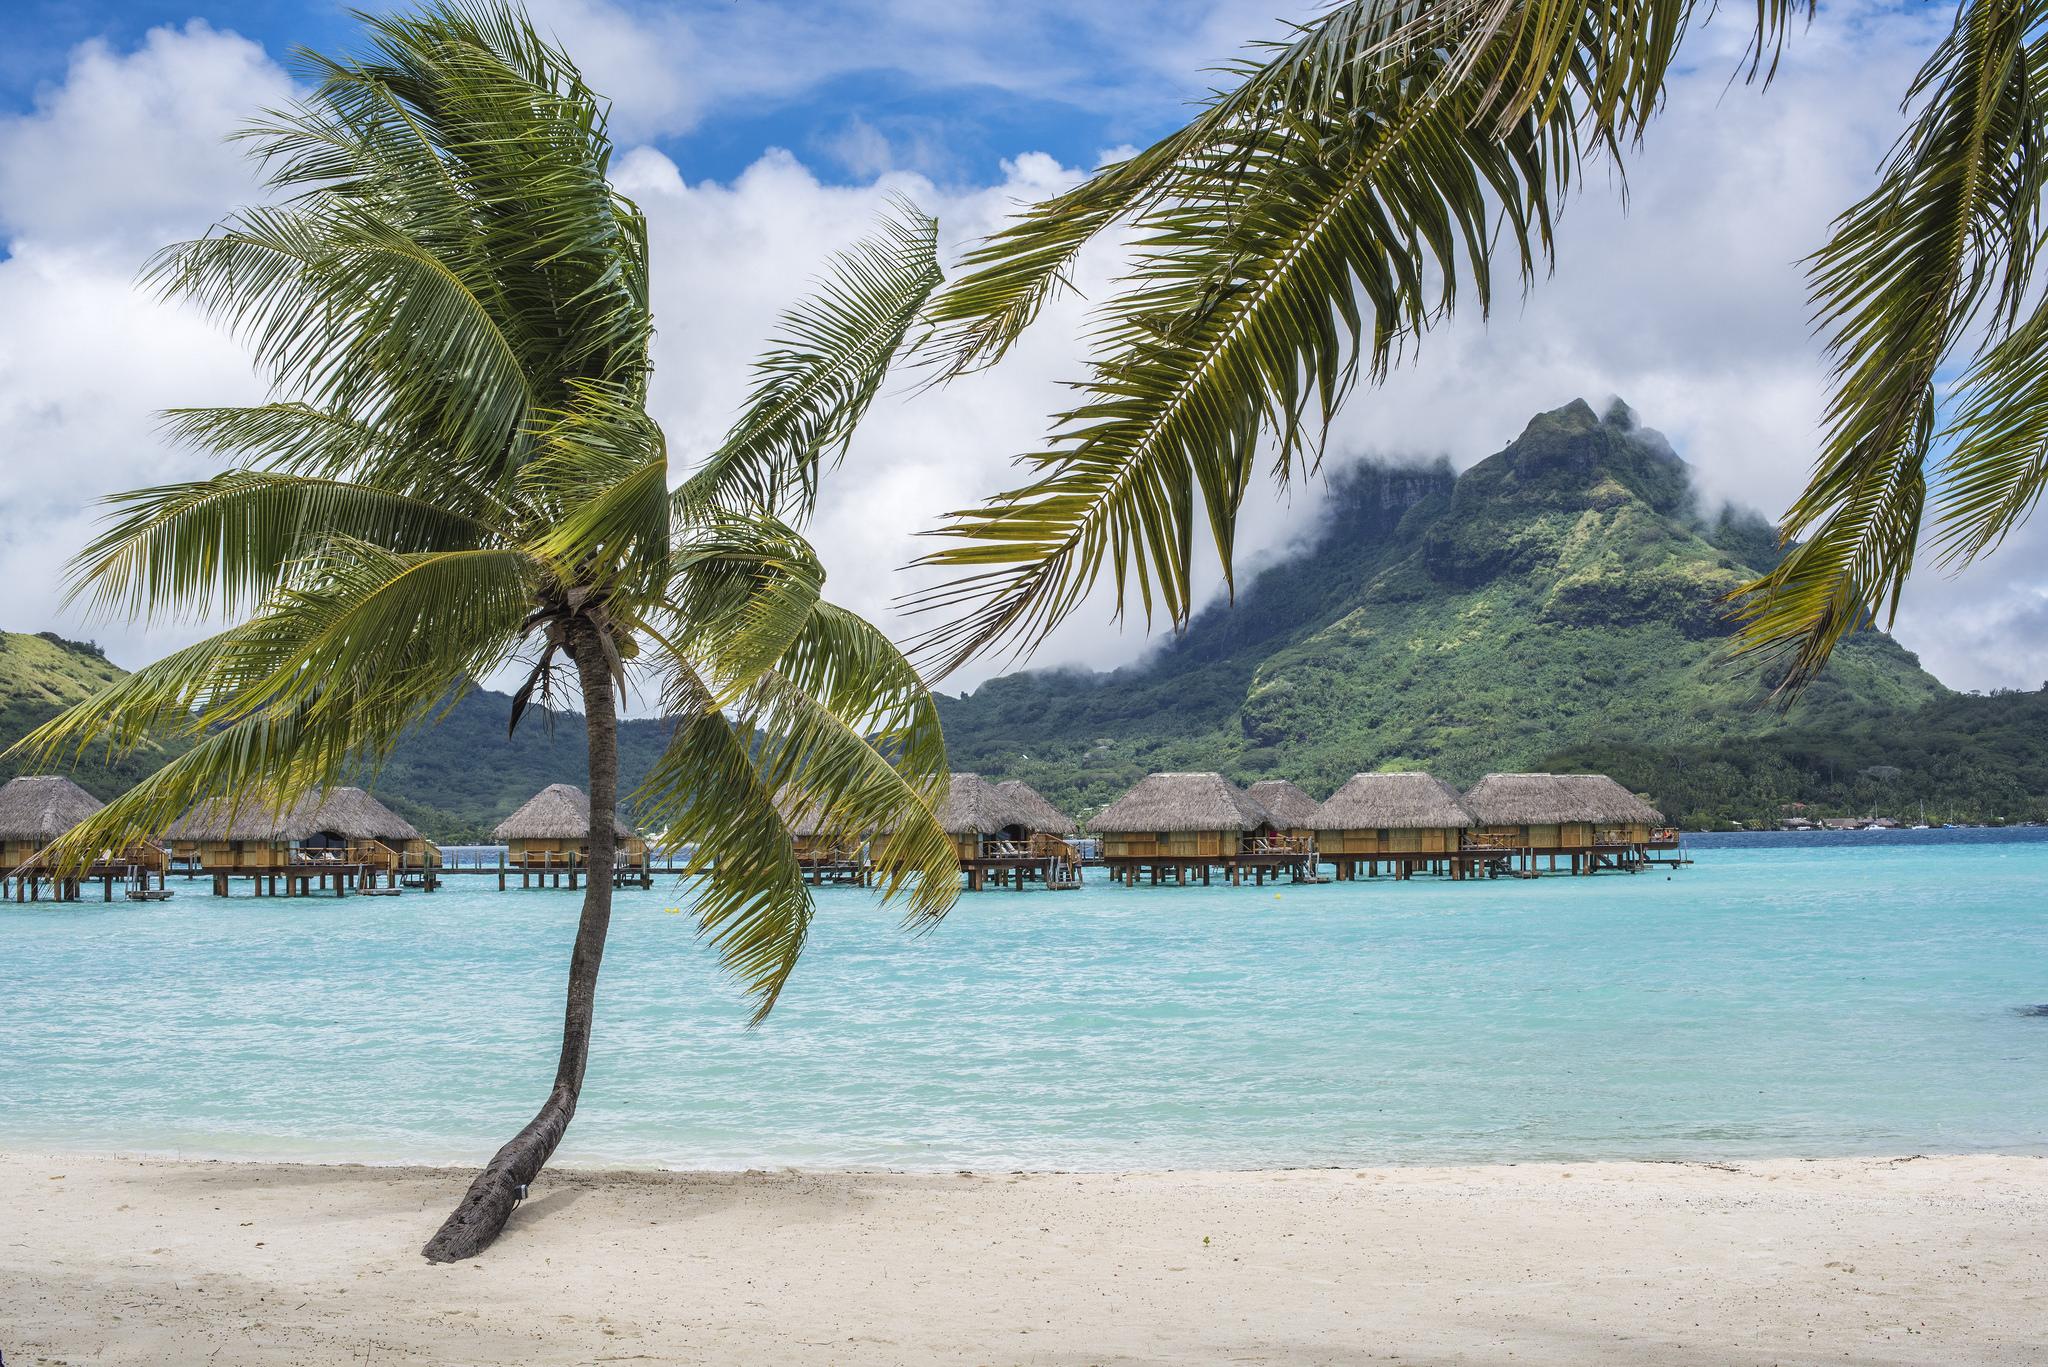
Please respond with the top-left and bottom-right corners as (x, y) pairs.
(16, 1), (958, 1262)
(909, 0), (2047, 692)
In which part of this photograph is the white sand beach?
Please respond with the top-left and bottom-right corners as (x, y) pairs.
(3, 1152), (2042, 1365)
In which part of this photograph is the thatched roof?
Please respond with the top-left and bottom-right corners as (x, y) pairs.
(936, 773), (1015, 835)
(776, 795), (831, 840)
(994, 779), (1078, 836)
(1313, 772), (1473, 831)
(0, 775), (103, 841)
(166, 786), (423, 843)
(1461, 773), (1665, 826)
(1089, 772), (1271, 833)
(492, 784), (633, 842)
(1245, 780), (1320, 828)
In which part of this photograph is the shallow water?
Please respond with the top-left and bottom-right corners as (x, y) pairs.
(5, 830), (2045, 1169)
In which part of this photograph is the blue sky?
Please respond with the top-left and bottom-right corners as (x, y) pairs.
(3, 0), (2046, 693)
(2, 0), (1254, 187)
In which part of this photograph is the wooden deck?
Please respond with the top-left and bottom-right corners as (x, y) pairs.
(5, 828), (1689, 903)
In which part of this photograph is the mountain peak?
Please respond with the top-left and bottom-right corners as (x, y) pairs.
(1456, 394), (1690, 522)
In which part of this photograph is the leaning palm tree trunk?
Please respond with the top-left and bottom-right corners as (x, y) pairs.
(424, 624), (619, 1262)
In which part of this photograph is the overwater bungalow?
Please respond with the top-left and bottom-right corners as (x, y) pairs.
(0, 774), (166, 902)
(778, 795), (874, 886)
(493, 783), (648, 886)
(1245, 780), (1321, 845)
(994, 780), (1079, 841)
(937, 774), (1081, 890)
(1311, 772), (1475, 880)
(1460, 773), (1679, 874)
(1090, 772), (1315, 886)
(164, 786), (439, 895)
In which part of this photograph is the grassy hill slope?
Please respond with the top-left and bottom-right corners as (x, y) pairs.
(0, 632), (190, 797)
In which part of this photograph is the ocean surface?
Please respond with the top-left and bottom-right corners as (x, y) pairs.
(5, 828), (2045, 1170)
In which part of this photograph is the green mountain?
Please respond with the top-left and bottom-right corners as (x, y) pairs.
(936, 399), (2027, 824)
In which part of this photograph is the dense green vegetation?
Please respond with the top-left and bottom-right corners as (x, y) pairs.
(939, 400), (2020, 825)
(1549, 688), (2048, 829)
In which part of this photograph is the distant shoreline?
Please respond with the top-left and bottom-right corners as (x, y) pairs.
(8, 1152), (2041, 1365)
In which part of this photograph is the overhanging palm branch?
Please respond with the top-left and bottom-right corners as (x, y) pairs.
(1734, 0), (2048, 688)
(907, 0), (1809, 674)
(917, 0), (1705, 384)
(913, 0), (2048, 692)
(677, 197), (941, 521)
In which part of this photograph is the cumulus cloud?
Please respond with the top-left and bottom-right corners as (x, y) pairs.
(3, 1), (2045, 700)
(0, 21), (286, 250)
(0, 22), (281, 668)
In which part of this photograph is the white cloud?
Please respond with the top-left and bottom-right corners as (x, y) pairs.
(3, 1), (2045, 703)
(0, 22), (282, 668)
(0, 21), (286, 251)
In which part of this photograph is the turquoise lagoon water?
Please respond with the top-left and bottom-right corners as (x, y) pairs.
(4, 829), (2045, 1170)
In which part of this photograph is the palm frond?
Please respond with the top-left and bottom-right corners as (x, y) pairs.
(67, 469), (495, 620)
(675, 197), (940, 521)
(519, 380), (671, 587)
(1735, 0), (2046, 689)
(1931, 299), (2048, 565)
(146, 204), (547, 482)
(918, 0), (1736, 382)
(216, 541), (535, 728)
(9, 623), (277, 769)
(43, 709), (328, 870)
(632, 646), (955, 1023)
(910, 24), (1590, 672)
(661, 516), (827, 705)
(627, 663), (817, 1022)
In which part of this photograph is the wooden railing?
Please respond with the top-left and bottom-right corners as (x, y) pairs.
(1461, 831), (1522, 850)
(982, 834), (1083, 862)
(1244, 834), (1313, 856)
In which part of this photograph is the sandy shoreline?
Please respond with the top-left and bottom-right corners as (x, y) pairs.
(4, 1152), (2042, 1365)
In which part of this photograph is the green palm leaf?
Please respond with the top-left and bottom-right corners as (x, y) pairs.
(676, 198), (941, 521)
(1734, 0), (2047, 689)
(68, 469), (497, 619)
(910, 25), (1585, 671)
